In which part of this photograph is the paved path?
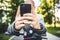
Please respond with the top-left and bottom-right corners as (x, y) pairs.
(47, 32), (60, 40)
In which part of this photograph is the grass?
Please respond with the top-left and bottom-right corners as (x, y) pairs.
(0, 33), (12, 40)
(47, 27), (60, 37)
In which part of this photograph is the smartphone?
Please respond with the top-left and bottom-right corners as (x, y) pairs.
(20, 4), (31, 16)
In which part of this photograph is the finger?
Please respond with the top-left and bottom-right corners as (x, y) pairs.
(15, 16), (24, 22)
(31, 8), (36, 15)
(15, 16), (21, 21)
(15, 6), (21, 18)
(23, 13), (34, 17)
(15, 20), (28, 26)
(24, 21), (32, 25)
(17, 24), (25, 27)
(15, 20), (24, 25)
(15, 20), (25, 29)
(15, 24), (25, 30)
(22, 17), (33, 21)
(23, 21), (36, 25)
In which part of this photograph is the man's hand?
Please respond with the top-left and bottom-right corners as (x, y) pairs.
(14, 0), (41, 30)
(15, 6), (25, 30)
(23, 13), (41, 29)
(15, 16), (25, 30)
(15, 13), (41, 30)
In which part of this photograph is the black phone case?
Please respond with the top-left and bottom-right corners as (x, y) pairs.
(20, 4), (31, 16)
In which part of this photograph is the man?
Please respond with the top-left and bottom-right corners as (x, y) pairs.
(7, 0), (46, 40)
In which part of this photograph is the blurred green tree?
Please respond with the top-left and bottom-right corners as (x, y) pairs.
(0, 0), (24, 33)
(37, 0), (55, 24)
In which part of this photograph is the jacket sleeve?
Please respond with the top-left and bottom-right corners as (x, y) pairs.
(33, 23), (46, 35)
(6, 22), (20, 36)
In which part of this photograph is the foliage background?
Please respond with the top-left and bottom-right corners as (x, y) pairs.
(0, 0), (60, 40)
(0, 0), (55, 32)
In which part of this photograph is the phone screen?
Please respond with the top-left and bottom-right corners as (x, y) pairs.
(20, 4), (31, 16)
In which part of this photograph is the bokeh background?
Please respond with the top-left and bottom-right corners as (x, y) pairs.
(0, 0), (60, 40)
